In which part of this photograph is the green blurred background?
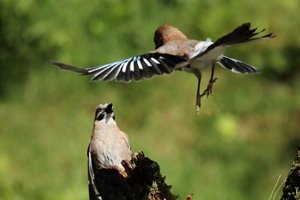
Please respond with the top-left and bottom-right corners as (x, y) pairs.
(1, 0), (299, 199)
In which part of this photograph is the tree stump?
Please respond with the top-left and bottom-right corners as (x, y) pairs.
(281, 145), (300, 200)
(88, 151), (192, 200)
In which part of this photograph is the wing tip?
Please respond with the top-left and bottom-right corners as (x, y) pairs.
(50, 60), (89, 74)
(50, 60), (64, 68)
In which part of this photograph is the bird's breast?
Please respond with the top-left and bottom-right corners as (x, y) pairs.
(90, 125), (131, 169)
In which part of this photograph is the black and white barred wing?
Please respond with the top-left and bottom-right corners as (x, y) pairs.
(218, 56), (260, 74)
(52, 53), (186, 82)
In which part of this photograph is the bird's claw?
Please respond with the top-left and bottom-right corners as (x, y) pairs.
(196, 105), (200, 114)
(201, 77), (218, 98)
(122, 159), (134, 170)
(121, 159), (135, 177)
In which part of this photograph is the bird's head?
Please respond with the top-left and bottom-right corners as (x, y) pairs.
(94, 103), (115, 123)
(153, 24), (187, 49)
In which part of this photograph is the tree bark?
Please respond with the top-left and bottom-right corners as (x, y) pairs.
(88, 151), (192, 200)
(281, 145), (300, 200)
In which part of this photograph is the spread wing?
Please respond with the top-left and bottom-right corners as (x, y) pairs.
(192, 23), (275, 59)
(191, 22), (275, 73)
(52, 53), (186, 82)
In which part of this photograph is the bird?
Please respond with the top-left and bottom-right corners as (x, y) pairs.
(87, 103), (132, 199)
(52, 22), (275, 112)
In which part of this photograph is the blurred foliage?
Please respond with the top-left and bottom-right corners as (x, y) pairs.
(0, 0), (300, 199)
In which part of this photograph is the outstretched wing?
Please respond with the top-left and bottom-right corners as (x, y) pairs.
(189, 22), (274, 74)
(209, 22), (275, 49)
(191, 22), (275, 61)
(52, 53), (186, 82)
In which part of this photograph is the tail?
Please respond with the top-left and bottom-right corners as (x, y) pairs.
(51, 61), (89, 74)
(218, 56), (260, 74)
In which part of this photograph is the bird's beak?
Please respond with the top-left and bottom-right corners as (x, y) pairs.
(105, 103), (113, 114)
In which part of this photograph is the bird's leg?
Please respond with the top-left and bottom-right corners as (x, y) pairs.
(201, 63), (218, 98)
(195, 73), (202, 113)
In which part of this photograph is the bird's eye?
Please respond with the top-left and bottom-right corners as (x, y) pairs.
(96, 112), (105, 121)
(96, 107), (102, 114)
(95, 107), (105, 121)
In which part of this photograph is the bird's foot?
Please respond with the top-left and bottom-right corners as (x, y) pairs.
(201, 77), (218, 98)
(121, 159), (135, 177)
(196, 94), (201, 114)
(196, 104), (200, 114)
